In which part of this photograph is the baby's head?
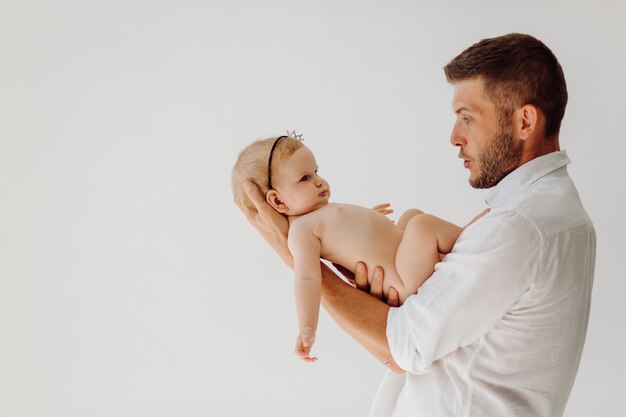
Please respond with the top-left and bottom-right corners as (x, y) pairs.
(232, 136), (331, 216)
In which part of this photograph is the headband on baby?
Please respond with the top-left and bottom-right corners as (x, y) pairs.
(267, 130), (304, 190)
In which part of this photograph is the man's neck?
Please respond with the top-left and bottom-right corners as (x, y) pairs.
(518, 136), (560, 167)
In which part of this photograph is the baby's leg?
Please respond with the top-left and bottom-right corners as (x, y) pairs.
(397, 208), (424, 230)
(395, 214), (462, 294)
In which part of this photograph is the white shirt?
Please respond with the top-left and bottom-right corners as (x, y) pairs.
(370, 151), (596, 417)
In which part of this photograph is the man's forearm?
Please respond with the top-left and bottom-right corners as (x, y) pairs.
(319, 263), (404, 373)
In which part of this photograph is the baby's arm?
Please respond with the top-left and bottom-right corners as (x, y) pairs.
(288, 221), (323, 362)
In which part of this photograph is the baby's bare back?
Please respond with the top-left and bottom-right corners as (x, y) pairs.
(302, 203), (405, 291)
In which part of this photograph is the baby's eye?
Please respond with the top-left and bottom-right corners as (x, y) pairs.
(300, 175), (309, 182)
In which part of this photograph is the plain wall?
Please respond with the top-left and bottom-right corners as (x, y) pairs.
(1, 1), (625, 416)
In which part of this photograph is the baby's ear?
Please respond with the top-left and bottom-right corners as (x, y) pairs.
(266, 190), (289, 214)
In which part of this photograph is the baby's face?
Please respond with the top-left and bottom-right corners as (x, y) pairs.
(273, 146), (330, 216)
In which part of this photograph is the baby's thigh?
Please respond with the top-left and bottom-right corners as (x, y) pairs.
(397, 208), (424, 230)
(395, 215), (441, 291)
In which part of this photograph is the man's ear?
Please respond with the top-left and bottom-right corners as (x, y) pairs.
(266, 189), (289, 214)
(514, 104), (539, 141)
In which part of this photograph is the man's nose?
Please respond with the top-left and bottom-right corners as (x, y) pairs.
(450, 122), (466, 147)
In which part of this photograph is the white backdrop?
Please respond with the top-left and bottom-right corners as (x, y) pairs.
(1, 1), (625, 416)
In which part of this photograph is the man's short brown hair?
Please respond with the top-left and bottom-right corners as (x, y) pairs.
(444, 33), (568, 138)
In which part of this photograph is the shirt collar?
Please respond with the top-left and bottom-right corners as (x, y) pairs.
(485, 150), (571, 207)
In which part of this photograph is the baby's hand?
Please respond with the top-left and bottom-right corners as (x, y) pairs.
(295, 327), (318, 362)
(371, 203), (394, 216)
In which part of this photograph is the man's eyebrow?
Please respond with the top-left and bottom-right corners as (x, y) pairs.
(455, 106), (470, 114)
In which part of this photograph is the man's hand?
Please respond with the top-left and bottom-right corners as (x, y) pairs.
(239, 180), (294, 268)
(353, 262), (400, 307)
(320, 263), (404, 372)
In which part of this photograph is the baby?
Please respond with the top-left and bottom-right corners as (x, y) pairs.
(232, 135), (462, 362)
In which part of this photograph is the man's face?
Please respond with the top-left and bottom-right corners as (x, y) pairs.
(450, 78), (522, 189)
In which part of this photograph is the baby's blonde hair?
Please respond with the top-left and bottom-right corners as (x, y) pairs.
(232, 136), (305, 211)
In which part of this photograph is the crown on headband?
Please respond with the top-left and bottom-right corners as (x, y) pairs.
(286, 130), (304, 141)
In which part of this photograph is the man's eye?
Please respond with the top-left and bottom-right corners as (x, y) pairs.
(300, 175), (309, 182)
(463, 117), (471, 124)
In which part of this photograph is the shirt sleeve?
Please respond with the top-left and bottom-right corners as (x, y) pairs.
(387, 209), (541, 374)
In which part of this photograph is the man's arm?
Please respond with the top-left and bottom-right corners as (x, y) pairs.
(320, 262), (404, 372)
(239, 180), (403, 372)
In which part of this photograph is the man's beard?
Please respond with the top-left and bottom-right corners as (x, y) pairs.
(470, 119), (523, 189)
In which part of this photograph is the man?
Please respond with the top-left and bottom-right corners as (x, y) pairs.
(239, 33), (596, 417)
